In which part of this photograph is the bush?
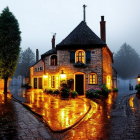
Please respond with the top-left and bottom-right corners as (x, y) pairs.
(135, 84), (140, 92)
(47, 89), (53, 94)
(113, 88), (118, 92)
(100, 84), (109, 97)
(71, 91), (78, 98)
(53, 89), (60, 95)
(60, 88), (70, 99)
(86, 89), (100, 99)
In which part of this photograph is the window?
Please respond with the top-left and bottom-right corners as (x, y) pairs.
(89, 73), (97, 84)
(50, 55), (57, 66)
(40, 67), (43, 71)
(51, 76), (55, 88)
(75, 50), (85, 63)
(106, 75), (111, 89)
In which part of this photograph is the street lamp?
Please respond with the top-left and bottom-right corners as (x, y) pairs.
(137, 74), (140, 84)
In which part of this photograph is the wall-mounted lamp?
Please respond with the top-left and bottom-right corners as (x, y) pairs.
(60, 70), (66, 80)
(43, 74), (48, 79)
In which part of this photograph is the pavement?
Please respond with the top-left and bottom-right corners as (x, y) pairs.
(1, 89), (140, 140)
(0, 93), (52, 140)
(110, 93), (140, 140)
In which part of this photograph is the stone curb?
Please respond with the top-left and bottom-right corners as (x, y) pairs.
(12, 95), (92, 133)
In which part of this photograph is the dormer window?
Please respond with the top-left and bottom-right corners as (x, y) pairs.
(50, 55), (57, 66)
(75, 50), (85, 63)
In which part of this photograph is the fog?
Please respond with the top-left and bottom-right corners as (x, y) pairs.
(0, 0), (140, 56)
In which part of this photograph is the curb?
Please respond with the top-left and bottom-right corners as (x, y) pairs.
(12, 96), (92, 133)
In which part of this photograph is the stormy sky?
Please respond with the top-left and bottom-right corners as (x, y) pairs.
(0, 0), (140, 56)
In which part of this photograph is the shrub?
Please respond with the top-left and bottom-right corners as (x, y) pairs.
(47, 89), (53, 94)
(113, 88), (118, 92)
(53, 89), (60, 95)
(86, 89), (100, 99)
(135, 84), (140, 92)
(71, 91), (78, 98)
(100, 84), (109, 97)
(60, 88), (70, 99)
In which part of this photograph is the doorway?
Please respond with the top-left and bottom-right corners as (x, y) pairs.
(75, 74), (84, 95)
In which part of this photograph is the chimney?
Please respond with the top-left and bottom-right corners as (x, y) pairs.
(100, 16), (106, 43)
(52, 33), (56, 49)
(36, 49), (39, 62)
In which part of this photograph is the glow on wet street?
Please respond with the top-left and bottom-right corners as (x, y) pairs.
(23, 89), (117, 139)
(24, 89), (95, 131)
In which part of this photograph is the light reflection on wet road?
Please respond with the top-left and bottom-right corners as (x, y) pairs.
(10, 87), (117, 139)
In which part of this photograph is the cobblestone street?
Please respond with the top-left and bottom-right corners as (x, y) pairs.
(110, 94), (140, 140)
(0, 92), (52, 140)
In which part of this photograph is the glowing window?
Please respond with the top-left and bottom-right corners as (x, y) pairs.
(89, 73), (97, 84)
(106, 75), (111, 89)
(75, 50), (85, 63)
(50, 55), (57, 66)
(51, 76), (55, 88)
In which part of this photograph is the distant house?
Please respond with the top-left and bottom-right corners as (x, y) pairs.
(30, 14), (117, 95)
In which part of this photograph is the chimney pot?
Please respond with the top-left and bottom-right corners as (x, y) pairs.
(101, 16), (104, 21)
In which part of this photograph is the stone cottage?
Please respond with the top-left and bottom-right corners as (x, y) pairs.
(30, 13), (117, 95)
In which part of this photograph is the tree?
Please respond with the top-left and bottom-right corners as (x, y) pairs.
(114, 43), (140, 79)
(14, 47), (35, 77)
(0, 7), (21, 94)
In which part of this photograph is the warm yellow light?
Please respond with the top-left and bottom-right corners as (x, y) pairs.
(43, 75), (48, 79)
(60, 74), (66, 80)
(138, 78), (140, 82)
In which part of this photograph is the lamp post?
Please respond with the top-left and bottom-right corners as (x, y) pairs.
(137, 74), (140, 84)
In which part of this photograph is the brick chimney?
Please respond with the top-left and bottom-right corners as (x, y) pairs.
(52, 34), (56, 49)
(36, 49), (39, 62)
(100, 16), (106, 43)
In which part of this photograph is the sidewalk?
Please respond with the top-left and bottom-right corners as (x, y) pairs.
(110, 93), (140, 140)
(0, 92), (52, 140)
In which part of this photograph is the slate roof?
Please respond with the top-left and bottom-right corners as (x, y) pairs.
(41, 49), (56, 59)
(56, 21), (106, 49)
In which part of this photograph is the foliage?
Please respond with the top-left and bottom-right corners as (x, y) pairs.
(135, 84), (140, 92)
(14, 47), (35, 77)
(45, 89), (53, 94)
(113, 88), (118, 92)
(100, 84), (109, 97)
(86, 89), (100, 99)
(114, 43), (140, 79)
(0, 7), (21, 93)
(70, 91), (78, 98)
(53, 89), (60, 95)
(60, 88), (70, 99)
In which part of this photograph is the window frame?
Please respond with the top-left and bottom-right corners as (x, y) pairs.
(50, 55), (57, 66)
(88, 73), (98, 85)
(51, 75), (55, 88)
(75, 50), (85, 64)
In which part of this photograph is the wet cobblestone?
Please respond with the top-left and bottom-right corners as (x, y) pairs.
(0, 93), (52, 140)
(109, 94), (140, 140)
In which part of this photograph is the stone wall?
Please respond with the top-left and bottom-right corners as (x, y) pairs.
(102, 47), (113, 88)
(44, 48), (103, 92)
